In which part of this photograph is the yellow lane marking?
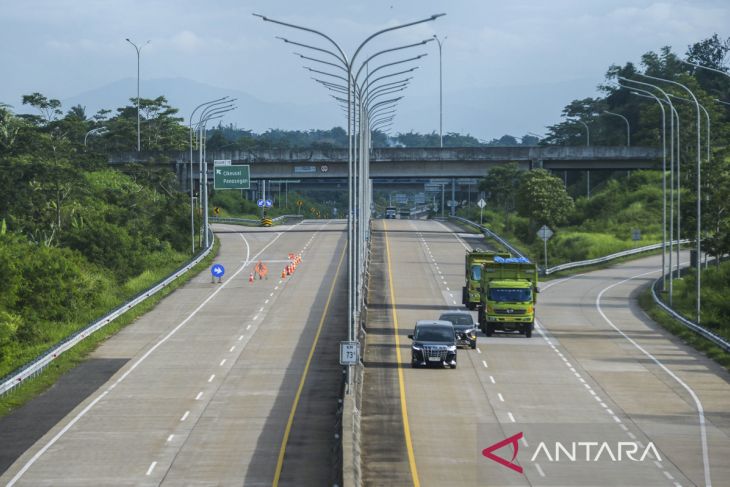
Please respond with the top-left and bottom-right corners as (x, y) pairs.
(383, 220), (421, 487)
(272, 245), (347, 487)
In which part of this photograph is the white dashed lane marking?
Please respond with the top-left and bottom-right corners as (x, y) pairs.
(180, 411), (189, 422)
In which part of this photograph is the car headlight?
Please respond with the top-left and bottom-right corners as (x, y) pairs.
(412, 344), (422, 351)
(447, 345), (457, 352)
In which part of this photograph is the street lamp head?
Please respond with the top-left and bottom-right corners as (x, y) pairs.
(431, 13), (447, 20)
(125, 37), (130, 42)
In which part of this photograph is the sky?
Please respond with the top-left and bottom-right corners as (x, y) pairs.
(1, 0), (729, 140)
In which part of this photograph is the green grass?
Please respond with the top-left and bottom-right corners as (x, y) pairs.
(0, 239), (220, 417)
(639, 288), (730, 372)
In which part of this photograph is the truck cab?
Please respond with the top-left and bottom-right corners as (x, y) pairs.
(385, 206), (397, 219)
(477, 256), (538, 338)
(462, 249), (510, 310)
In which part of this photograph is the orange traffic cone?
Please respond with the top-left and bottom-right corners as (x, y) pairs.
(281, 269), (286, 279)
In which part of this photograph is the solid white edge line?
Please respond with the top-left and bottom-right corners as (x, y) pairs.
(5, 225), (298, 486)
(595, 266), (712, 487)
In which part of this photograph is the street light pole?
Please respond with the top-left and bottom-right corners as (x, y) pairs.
(189, 97), (229, 254)
(125, 38), (149, 152)
(603, 110), (630, 146)
(256, 13), (445, 394)
(637, 72), (703, 325)
(433, 35), (446, 148)
(624, 87), (667, 290)
(620, 76), (680, 304)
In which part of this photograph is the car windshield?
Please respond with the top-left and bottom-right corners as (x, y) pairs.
(440, 314), (473, 326)
(489, 288), (532, 302)
(415, 326), (454, 342)
(470, 264), (481, 281)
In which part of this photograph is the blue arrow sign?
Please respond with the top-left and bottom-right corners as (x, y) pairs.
(211, 264), (225, 277)
(257, 199), (265, 207)
(265, 199), (273, 208)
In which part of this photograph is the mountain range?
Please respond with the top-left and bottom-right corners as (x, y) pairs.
(54, 76), (598, 139)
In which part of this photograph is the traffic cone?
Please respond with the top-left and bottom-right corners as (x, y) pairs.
(249, 273), (254, 283)
(281, 269), (286, 279)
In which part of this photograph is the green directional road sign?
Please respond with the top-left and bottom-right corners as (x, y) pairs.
(214, 164), (250, 190)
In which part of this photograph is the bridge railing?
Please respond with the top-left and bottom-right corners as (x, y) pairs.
(0, 229), (216, 397)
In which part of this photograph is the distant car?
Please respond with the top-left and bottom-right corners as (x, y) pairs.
(408, 320), (457, 369)
(439, 311), (478, 349)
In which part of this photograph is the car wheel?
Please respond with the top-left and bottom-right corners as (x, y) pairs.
(450, 362), (457, 369)
(470, 340), (477, 350)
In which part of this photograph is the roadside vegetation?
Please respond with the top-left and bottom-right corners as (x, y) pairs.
(0, 95), (194, 381)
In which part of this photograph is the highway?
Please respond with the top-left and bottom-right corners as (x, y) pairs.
(361, 219), (730, 487)
(0, 220), (348, 486)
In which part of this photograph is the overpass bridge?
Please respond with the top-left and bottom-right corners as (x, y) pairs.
(109, 146), (660, 189)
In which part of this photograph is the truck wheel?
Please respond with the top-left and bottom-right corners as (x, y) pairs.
(486, 323), (494, 337)
(525, 323), (533, 338)
(462, 287), (468, 305)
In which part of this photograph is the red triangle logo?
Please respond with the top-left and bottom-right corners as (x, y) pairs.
(482, 432), (524, 474)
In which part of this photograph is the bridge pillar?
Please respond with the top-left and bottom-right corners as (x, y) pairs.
(530, 159), (544, 170)
(451, 178), (456, 217)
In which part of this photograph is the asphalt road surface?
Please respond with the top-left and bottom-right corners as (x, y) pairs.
(361, 218), (730, 487)
(1, 220), (347, 486)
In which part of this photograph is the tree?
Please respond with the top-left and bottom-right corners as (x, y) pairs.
(479, 163), (522, 231)
(516, 169), (575, 230)
(21, 92), (62, 124)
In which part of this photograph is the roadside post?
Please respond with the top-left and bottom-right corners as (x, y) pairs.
(537, 225), (553, 272)
(477, 198), (486, 225)
(211, 263), (225, 283)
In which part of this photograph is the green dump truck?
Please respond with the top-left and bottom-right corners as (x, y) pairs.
(476, 256), (538, 338)
(462, 250), (510, 310)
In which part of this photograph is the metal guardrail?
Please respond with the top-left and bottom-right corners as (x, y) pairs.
(0, 230), (216, 396)
(544, 239), (690, 275)
(651, 275), (730, 352)
(448, 216), (527, 259)
(210, 215), (304, 226)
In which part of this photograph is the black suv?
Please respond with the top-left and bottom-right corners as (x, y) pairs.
(439, 311), (478, 349)
(408, 320), (457, 369)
